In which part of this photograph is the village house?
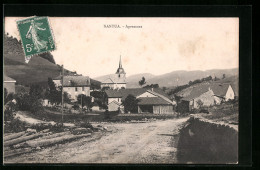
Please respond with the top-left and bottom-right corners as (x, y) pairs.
(210, 83), (235, 102)
(177, 83), (235, 113)
(137, 90), (176, 114)
(105, 88), (176, 114)
(53, 75), (91, 101)
(101, 56), (126, 89)
(4, 74), (16, 94)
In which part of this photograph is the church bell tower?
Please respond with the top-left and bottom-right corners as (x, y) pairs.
(115, 55), (126, 78)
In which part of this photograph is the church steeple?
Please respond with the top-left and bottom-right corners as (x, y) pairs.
(119, 55), (122, 68)
(116, 55), (126, 76)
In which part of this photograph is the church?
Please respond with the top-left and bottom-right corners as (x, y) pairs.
(101, 56), (127, 89)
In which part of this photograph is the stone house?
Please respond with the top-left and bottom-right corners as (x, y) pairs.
(53, 75), (91, 101)
(177, 83), (235, 113)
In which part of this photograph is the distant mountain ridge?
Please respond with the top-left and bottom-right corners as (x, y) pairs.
(95, 68), (238, 88)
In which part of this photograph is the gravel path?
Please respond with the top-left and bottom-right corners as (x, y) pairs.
(5, 117), (189, 164)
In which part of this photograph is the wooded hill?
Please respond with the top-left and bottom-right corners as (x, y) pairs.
(4, 34), (101, 89)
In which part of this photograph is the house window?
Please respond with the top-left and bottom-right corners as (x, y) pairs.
(75, 87), (78, 91)
(82, 87), (85, 91)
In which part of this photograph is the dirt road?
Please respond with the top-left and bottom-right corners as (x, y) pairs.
(5, 117), (189, 164)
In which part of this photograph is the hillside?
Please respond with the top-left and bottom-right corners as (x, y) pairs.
(4, 34), (100, 88)
(144, 69), (238, 88)
(126, 73), (155, 88)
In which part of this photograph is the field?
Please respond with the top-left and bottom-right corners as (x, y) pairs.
(202, 100), (239, 124)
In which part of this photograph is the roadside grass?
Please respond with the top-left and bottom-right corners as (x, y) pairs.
(201, 100), (238, 124)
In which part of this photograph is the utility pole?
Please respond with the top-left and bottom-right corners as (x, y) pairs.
(81, 94), (83, 112)
(61, 65), (64, 124)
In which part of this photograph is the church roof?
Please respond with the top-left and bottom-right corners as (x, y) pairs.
(102, 74), (126, 84)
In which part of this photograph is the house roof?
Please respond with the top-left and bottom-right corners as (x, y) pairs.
(105, 88), (170, 100)
(181, 84), (210, 101)
(4, 74), (16, 82)
(210, 83), (230, 97)
(181, 83), (232, 101)
(175, 82), (210, 98)
(138, 97), (173, 105)
(105, 89), (123, 98)
(101, 74), (126, 84)
(54, 75), (90, 87)
(146, 90), (176, 105)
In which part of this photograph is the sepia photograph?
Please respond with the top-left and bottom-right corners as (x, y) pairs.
(3, 16), (239, 164)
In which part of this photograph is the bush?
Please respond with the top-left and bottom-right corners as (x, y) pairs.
(4, 102), (17, 121)
(123, 95), (139, 113)
(15, 92), (43, 114)
(4, 119), (27, 133)
(72, 104), (80, 110)
(4, 88), (15, 105)
(76, 121), (94, 130)
(30, 122), (65, 133)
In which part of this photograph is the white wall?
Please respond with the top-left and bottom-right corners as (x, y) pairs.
(108, 97), (122, 104)
(101, 83), (126, 89)
(53, 79), (61, 87)
(113, 83), (126, 89)
(193, 89), (215, 109)
(63, 86), (90, 100)
(137, 91), (157, 98)
(225, 85), (235, 101)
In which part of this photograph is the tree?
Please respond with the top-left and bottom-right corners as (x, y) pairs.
(38, 52), (56, 64)
(63, 92), (71, 103)
(4, 88), (14, 105)
(29, 84), (44, 99)
(15, 91), (43, 113)
(77, 94), (92, 111)
(214, 76), (220, 81)
(123, 95), (139, 113)
(139, 77), (146, 87)
(222, 74), (226, 79)
(90, 91), (106, 107)
(162, 87), (167, 92)
(46, 78), (62, 105)
(143, 84), (159, 88)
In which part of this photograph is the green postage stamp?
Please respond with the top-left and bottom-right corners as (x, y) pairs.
(16, 16), (55, 62)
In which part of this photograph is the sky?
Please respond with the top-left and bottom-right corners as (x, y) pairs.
(5, 17), (239, 78)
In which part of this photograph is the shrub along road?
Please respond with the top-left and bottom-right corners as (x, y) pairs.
(5, 117), (189, 163)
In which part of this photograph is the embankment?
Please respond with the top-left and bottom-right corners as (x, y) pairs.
(176, 115), (238, 164)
